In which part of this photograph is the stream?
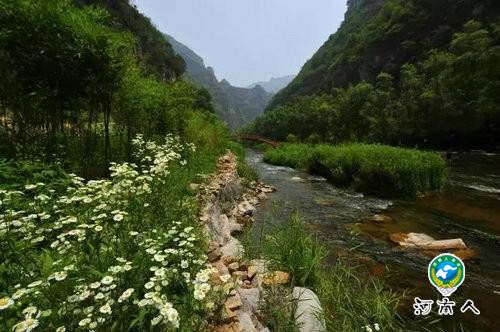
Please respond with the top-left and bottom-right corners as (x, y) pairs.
(246, 149), (500, 331)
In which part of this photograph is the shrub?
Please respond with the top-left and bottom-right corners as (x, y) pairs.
(264, 143), (447, 197)
(0, 159), (70, 192)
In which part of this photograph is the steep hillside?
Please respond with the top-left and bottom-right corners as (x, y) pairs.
(76, 0), (185, 80)
(248, 75), (296, 93)
(166, 34), (273, 129)
(254, 0), (500, 149)
(270, 0), (499, 109)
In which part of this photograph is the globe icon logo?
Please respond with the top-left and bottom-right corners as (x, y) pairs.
(428, 253), (465, 297)
(435, 261), (458, 282)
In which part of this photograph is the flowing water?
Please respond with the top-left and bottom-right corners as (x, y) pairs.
(246, 149), (500, 331)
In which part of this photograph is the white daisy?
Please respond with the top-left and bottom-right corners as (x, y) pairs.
(0, 296), (14, 310)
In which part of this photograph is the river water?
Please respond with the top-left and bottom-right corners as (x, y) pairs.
(246, 149), (500, 331)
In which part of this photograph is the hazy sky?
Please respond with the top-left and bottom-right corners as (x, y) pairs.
(135, 0), (347, 87)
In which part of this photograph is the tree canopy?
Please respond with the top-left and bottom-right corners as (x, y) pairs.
(0, 0), (216, 176)
(252, 0), (500, 149)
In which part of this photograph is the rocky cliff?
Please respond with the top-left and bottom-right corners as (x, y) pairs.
(166, 35), (273, 130)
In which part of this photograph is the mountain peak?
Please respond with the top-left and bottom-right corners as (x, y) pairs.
(247, 75), (296, 93)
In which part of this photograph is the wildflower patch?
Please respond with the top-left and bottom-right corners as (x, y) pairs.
(0, 135), (232, 331)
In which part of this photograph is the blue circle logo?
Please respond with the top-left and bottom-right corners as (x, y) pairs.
(428, 253), (465, 297)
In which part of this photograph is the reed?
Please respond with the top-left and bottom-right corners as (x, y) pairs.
(264, 143), (447, 197)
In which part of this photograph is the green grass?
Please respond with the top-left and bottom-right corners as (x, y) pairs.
(264, 143), (447, 197)
(260, 213), (326, 287)
(237, 161), (260, 188)
(258, 285), (300, 332)
(317, 262), (402, 331)
(244, 213), (403, 331)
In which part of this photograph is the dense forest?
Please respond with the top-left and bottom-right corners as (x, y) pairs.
(0, 0), (226, 178)
(77, 0), (186, 80)
(250, 0), (500, 150)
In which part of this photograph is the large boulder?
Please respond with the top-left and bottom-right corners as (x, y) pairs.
(390, 232), (467, 250)
(292, 287), (326, 332)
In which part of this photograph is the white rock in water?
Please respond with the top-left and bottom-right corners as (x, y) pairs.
(292, 287), (326, 332)
(260, 185), (276, 193)
(422, 238), (467, 250)
(390, 232), (467, 250)
(291, 176), (305, 182)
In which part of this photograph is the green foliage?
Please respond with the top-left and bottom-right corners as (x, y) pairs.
(264, 143), (447, 197)
(246, 214), (401, 331)
(0, 1), (238, 330)
(258, 286), (300, 332)
(0, 136), (233, 331)
(262, 213), (326, 287)
(237, 161), (260, 188)
(317, 262), (401, 331)
(80, 0), (186, 80)
(272, 0), (499, 108)
(0, 0), (218, 176)
(0, 159), (70, 192)
(114, 66), (212, 140)
(261, 0), (500, 149)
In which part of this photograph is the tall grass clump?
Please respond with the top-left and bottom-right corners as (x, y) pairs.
(264, 143), (447, 197)
(262, 213), (326, 287)
(237, 161), (260, 188)
(263, 143), (314, 169)
(258, 286), (300, 332)
(317, 263), (401, 331)
(246, 214), (402, 331)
